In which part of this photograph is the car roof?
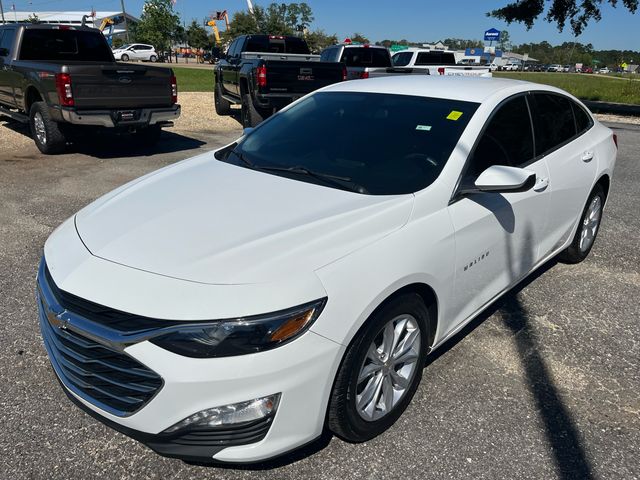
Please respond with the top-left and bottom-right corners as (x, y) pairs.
(322, 75), (567, 104)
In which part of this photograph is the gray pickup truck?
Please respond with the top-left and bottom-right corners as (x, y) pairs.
(0, 24), (180, 154)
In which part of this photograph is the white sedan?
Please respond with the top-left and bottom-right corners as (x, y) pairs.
(38, 76), (617, 463)
(112, 43), (158, 62)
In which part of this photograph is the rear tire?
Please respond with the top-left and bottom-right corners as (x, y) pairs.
(29, 101), (67, 155)
(149, 55), (157, 62)
(558, 184), (606, 264)
(214, 81), (232, 116)
(328, 293), (429, 442)
(240, 93), (266, 128)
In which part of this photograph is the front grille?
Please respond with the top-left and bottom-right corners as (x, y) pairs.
(38, 263), (163, 417)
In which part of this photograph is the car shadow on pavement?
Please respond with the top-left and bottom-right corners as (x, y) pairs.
(68, 130), (207, 159)
(0, 119), (206, 158)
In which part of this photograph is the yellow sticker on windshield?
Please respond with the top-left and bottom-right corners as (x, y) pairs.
(447, 111), (463, 121)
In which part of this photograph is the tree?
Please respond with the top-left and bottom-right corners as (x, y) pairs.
(112, 37), (125, 49)
(135, 0), (181, 52)
(224, 2), (315, 40)
(350, 32), (370, 44)
(490, 0), (638, 35)
(305, 29), (338, 53)
(498, 30), (512, 52)
(186, 20), (210, 49)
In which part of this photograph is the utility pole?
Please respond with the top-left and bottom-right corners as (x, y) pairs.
(0, 1), (5, 24)
(119, 0), (130, 42)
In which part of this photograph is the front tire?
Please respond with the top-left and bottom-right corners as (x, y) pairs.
(328, 293), (429, 442)
(558, 184), (606, 263)
(29, 101), (67, 154)
(121, 53), (129, 62)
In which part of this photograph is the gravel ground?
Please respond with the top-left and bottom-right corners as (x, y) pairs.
(0, 96), (639, 480)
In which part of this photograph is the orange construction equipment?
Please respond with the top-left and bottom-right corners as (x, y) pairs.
(207, 10), (229, 45)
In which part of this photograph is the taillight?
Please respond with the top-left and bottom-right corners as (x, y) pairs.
(342, 66), (347, 81)
(613, 133), (618, 149)
(170, 75), (178, 104)
(437, 67), (445, 75)
(55, 73), (74, 107)
(359, 71), (369, 79)
(256, 65), (267, 88)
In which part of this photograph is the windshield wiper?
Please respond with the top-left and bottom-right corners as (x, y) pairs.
(256, 165), (368, 193)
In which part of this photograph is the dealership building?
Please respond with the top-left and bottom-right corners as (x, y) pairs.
(1, 11), (138, 39)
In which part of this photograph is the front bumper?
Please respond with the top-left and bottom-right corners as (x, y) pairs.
(37, 255), (345, 463)
(57, 104), (181, 128)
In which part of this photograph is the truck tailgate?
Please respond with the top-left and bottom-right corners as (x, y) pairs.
(67, 64), (173, 109)
(263, 60), (343, 95)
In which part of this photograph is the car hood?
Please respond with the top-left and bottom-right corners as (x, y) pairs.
(75, 152), (414, 285)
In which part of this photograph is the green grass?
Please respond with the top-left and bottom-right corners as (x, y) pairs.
(173, 67), (214, 92)
(495, 72), (640, 104)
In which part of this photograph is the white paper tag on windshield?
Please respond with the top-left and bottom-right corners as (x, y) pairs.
(416, 125), (432, 131)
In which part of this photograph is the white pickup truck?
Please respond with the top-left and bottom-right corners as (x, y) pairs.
(391, 49), (492, 77)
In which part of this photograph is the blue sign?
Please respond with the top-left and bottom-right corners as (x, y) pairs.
(484, 28), (501, 41)
(465, 48), (483, 56)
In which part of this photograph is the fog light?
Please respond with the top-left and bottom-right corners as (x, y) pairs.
(163, 393), (281, 434)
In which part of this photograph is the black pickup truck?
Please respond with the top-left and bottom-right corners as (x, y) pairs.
(214, 35), (345, 127)
(0, 24), (180, 154)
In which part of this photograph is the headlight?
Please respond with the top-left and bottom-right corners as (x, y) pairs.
(149, 298), (326, 358)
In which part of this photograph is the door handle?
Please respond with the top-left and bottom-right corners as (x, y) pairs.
(533, 176), (549, 192)
(582, 151), (594, 162)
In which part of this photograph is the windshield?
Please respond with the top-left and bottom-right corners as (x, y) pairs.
(392, 52), (413, 67)
(117, 44), (132, 50)
(220, 92), (478, 195)
(20, 29), (114, 62)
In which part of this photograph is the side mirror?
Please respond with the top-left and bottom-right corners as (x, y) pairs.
(474, 165), (536, 193)
(243, 127), (254, 136)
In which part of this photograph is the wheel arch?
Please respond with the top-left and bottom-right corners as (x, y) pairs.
(595, 174), (610, 200)
(24, 85), (43, 113)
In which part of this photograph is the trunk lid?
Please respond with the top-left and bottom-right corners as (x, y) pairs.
(259, 60), (344, 95)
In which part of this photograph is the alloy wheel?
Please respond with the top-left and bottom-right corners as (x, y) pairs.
(355, 314), (421, 422)
(34, 112), (47, 145)
(579, 195), (602, 252)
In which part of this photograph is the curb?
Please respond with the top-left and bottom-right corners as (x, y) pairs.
(583, 100), (640, 116)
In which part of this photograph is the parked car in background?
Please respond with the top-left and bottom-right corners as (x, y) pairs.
(598, 67), (610, 74)
(583, 66), (594, 74)
(0, 24), (180, 154)
(112, 43), (159, 62)
(390, 49), (491, 77)
(215, 35), (345, 127)
(502, 62), (522, 71)
(547, 64), (562, 72)
(38, 75), (616, 464)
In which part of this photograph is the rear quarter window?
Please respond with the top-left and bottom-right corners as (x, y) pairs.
(572, 102), (593, 134)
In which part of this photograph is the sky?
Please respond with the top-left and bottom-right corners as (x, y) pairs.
(6, 0), (640, 51)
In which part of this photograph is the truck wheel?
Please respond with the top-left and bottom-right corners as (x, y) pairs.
(121, 53), (129, 62)
(214, 81), (232, 116)
(29, 102), (67, 155)
(136, 125), (162, 146)
(241, 93), (267, 128)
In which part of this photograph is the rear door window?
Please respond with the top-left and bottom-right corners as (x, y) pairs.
(340, 47), (391, 68)
(530, 93), (577, 156)
(0, 28), (15, 57)
(467, 95), (535, 177)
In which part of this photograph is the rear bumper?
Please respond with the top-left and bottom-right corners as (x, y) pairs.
(58, 105), (181, 128)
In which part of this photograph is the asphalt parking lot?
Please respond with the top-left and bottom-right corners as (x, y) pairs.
(0, 116), (638, 480)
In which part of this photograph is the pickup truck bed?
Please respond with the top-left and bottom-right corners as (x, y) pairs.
(215, 35), (345, 127)
(0, 24), (180, 154)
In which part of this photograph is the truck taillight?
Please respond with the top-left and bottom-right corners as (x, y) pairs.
(437, 67), (445, 75)
(170, 75), (178, 104)
(359, 71), (369, 79)
(257, 65), (267, 88)
(342, 66), (347, 81)
(55, 73), (74, 107)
